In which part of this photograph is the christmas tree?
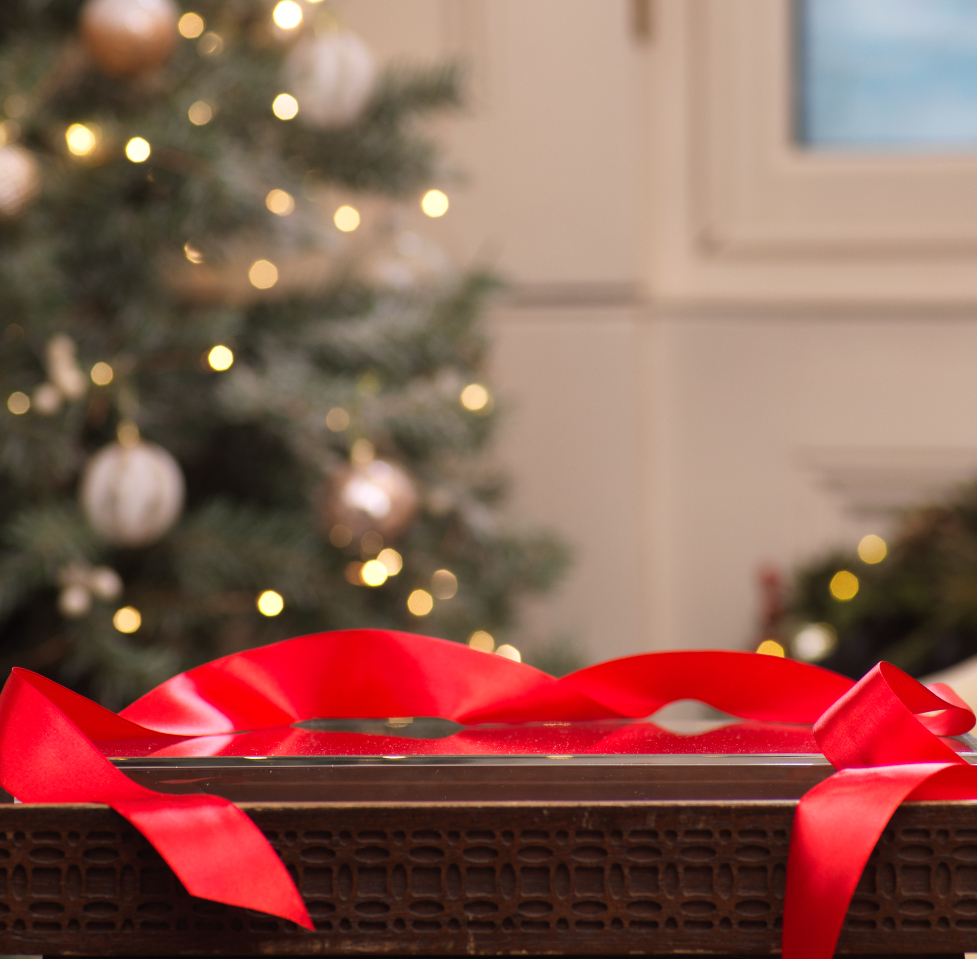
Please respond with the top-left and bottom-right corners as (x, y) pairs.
(774, 486), (977, 680)
(0, 0), (568, 708)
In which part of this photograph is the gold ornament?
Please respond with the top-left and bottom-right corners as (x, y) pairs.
(80, 440), (185, 546)
(322, 458), (419, 541)
(80, 0), (179, 79)
(0, 144), (41, 217)
(284, 31), (376, 129)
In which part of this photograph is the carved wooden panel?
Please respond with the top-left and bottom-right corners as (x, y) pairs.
(0, 802), (973, 954)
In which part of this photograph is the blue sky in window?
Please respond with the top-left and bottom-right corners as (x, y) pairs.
(798, 0), (977, 149)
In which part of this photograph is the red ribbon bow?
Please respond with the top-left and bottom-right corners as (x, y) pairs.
(0, 629), (972, 958)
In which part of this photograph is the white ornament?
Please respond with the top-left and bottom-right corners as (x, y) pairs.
(285, 31), (376, 129)
(80, 440), (185, 547)
(0, 144), (41, 217)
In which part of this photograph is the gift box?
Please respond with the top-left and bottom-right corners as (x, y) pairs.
(1, 629), (975, 958)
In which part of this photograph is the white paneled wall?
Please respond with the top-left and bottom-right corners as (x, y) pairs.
(340, 1), (977, 665)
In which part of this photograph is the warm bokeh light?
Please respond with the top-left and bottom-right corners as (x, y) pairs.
(178, 12), (205, 38)
(188, 101), (213, 125)
(272, 93), (299, 120)
(496, 644), (521, 662)
(266, 188), (295, 216)
(407, 589), (434, 616)
(65, 123), (97, 157)
(792, 622), (837, 662)
(125, 137), (151, 162)
(361, 559), (388, 587)
(117, 420), (140, 447)
(113, 606), (141, 633)
(7, 391), (29, 415)
(857, 533), (887, 564)
(469, 630), (495, 653)
(207, 345), (234, 371)
(361, 531), (383, 555)
(333, 205), (360, 232)
(90, 362), (113, 386)
(829, 570), (859, 601)
(345, 561), (363, 584)
(256, 590), (284, 616)
(377, 548), (403, 575)
(198, 32), (223, 56)
(431, 569), (458, 600)
(325, 407), (349, 431)
(421, 189), (449, 217)
(273, 0), (303, 29)
(329, 524), (353, 548)
(460, 383), (490, 411)
(351, 438), (375, 464)
(184, 241), (204, 264)
(756, 639), (785, 657)
(249, 259), (279, 289)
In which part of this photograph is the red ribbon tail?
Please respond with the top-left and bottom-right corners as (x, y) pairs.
(782, 763), (952, 959)
(115, 796), (312, 930)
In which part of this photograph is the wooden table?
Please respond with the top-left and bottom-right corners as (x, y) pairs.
(0, 751), (974, 957)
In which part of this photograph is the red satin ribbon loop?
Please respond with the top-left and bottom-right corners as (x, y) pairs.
(0, 630), (974, 959)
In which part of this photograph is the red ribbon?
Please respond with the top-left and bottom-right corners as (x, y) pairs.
(0, 629), (972, 959)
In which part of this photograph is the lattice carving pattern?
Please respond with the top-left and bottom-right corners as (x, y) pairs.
(0, 803), (974, 954)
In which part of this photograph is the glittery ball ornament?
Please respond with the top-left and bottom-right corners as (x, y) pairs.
(284, 31), (376, 129)
(80, 0), (179, 78)
(80, 441), (185, 547)
(323, 458), (419, 540)
(0, 145), (41, 217)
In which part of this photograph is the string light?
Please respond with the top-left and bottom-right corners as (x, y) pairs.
(377, 548), (403, 575)
(265, 188), (295, 216)
(857, 534), (887, 564)
(431, 569), (457, 600)
(188, 101), (213, 125)
(272, 94), (299, 120)
(333, 205), (360, 232)
(125, 137), (151, 163)
(829, 570), (859, 601)
(184, 241), (204, 264)
(496, 644), (521, 662)
(460, 383), (490, 411)
(198, 32), (223, 56)
(249, 259), (279, 289)
(113, 606), (141, 633)
(65, 123), (98, 157)
(207, 345), (234, 371)
(407, 589), (433, 616)
(256, 590), (284, 616)
(421, 189), (449, 217)
(469, 630), (494, 653)
(756, 639), (785, 657)
(90, 362), (113, 386)
(178, 12), (205, 38)
(272, 1), (303, 29)
(361, 559), (388, 587)
(325, 407), (349, 431)
(7, 391), (29, 415)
